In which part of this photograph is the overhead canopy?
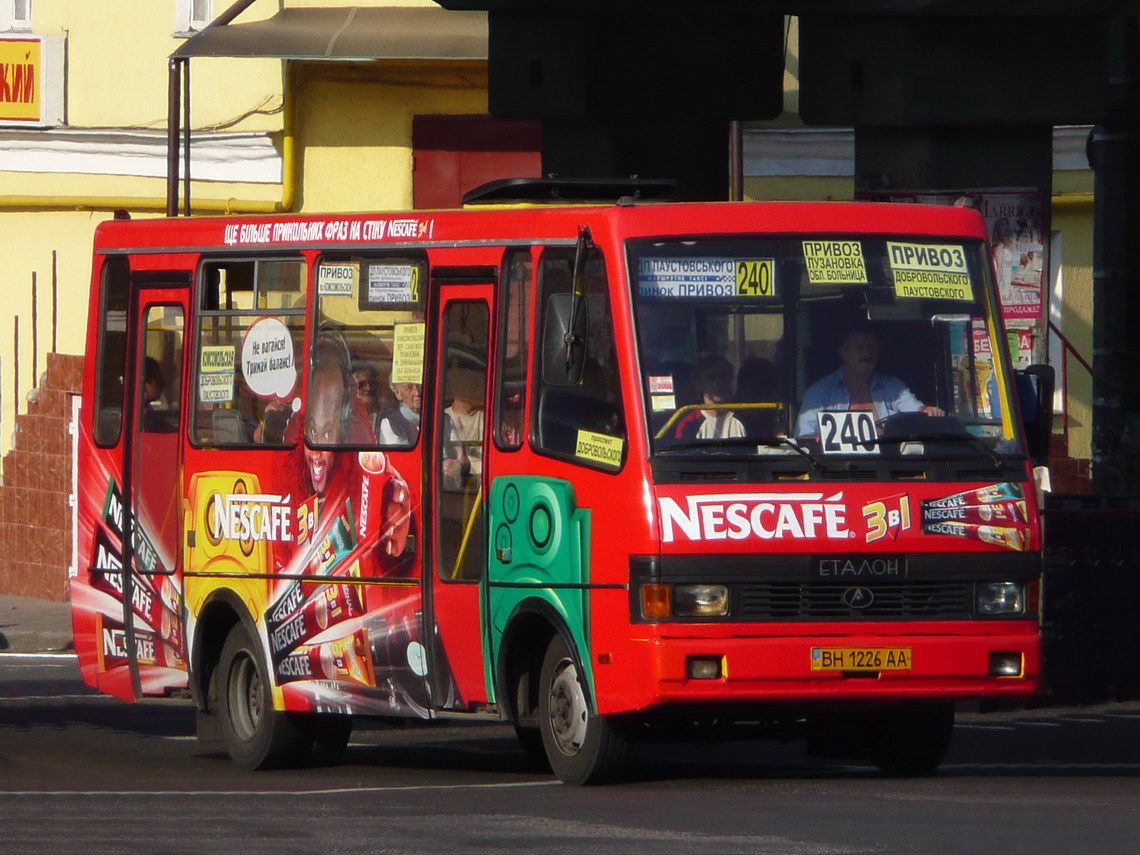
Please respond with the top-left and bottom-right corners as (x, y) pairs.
(172, 7), (488, 61)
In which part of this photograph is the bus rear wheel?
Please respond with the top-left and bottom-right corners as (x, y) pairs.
(538, 634), (629, 785)
(216, 623), (312, 770)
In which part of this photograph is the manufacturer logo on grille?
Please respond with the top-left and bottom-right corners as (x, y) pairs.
(842, 586), (875, 609)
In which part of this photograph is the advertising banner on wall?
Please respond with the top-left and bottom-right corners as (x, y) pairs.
(0, 35), (65, 127)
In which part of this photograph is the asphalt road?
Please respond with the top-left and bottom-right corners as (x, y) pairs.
(2, 654), (1140, 855)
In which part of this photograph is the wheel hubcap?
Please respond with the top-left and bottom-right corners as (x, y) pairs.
(228, 652), (261, 742)
(547, 657), (588, 756)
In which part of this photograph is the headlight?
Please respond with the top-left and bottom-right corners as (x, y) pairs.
(976, 581), (1025, 616)
(673, 584), (729, 617)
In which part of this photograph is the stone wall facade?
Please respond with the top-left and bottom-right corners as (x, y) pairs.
(0, 353), (83, 602)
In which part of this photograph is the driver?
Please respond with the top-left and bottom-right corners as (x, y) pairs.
(795, 325), (943, 438)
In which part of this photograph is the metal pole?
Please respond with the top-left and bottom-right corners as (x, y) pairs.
(31, 271), (37, 389)
(51, 250), (57, 353)
(1092, 16), (1140, 495)
(13, 316), (19, 421)
(166, 58), (181, 217)
(183, 59), (191, 217)
(728, 120), (744, 202)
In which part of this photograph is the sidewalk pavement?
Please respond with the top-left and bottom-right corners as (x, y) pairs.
(0, 595), (74, 653)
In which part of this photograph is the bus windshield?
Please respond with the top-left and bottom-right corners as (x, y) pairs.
(630, 235), (1024, 461)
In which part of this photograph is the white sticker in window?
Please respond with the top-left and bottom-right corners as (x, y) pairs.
(368, 264), (419, 304)
(317, 263), (358, 297)
(637, 257), (777, 299)
(887, 242), (974, 301)
(818, 410), (880, 455)
(199, 345), (235, 403)
(802, 240), (868, 284)
(390, 322), (426, 385)
(241, 317), (297, 399)
(575, 430), (624, 466)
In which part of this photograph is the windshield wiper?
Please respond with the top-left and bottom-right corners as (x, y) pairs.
(657, 436), (822, 470)
(873, 432), (1004, 470)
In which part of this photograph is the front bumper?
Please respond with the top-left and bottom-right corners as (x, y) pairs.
(596, 621), (1039, 714)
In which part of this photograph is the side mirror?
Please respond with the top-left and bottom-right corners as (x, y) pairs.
(1016, 364), (1055, 465)
(541, 292), (587, 387)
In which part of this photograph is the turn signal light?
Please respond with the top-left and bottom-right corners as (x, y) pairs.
(641, 583), (671, 619)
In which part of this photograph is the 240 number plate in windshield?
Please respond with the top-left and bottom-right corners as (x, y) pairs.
(818, 410), (879, 454)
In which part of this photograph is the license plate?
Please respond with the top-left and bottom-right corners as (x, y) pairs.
(811, 647), (912, 671)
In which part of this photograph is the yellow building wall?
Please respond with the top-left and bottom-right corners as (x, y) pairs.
(0, 2), (490, 462)
(33, 0), (283, 131)
(296, 64), (488, 212)
(744, 176), (854, 202)
(1052, 176), (1095, 462)
(0, 210), (156, 445)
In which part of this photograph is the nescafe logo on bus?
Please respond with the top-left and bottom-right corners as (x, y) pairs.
(658, 492), (851, 543)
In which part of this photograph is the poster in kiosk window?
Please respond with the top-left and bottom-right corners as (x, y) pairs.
(857, 189), (1046, 322)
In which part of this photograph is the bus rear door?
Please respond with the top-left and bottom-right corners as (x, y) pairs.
(426, 283), (493, 711)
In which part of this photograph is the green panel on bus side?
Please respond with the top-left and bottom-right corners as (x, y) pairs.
(485, 476), (592, 707)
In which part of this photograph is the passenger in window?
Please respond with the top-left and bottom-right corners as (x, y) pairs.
(675, 354), (746, 440)
(499, 391), (524, 448)
(795, 324), (944, 438)
(735, 355), (780, 436)
(351, 357), (385, 437)
(444, 368), (484, 476)
(141, 357), (176, 433)
(351, 359), (381, 412)
(255, 397), (292, 444)
(377, 382), (422, 445)
(441, 415), (472, 490)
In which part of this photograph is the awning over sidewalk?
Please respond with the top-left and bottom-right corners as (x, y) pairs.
(172, 6), (488, 62)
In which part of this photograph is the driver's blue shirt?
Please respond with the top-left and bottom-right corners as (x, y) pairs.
(795, 368), (926, 437)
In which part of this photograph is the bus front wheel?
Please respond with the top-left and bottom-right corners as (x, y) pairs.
(871, 702), (955, 776)
(216, 623), (312, 770)
(538, 634), (629, 785)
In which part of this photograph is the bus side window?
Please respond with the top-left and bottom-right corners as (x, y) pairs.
(532, 249), (626, 469)
(191, 258), (306, 447)
(94, 257), (130, 446)
(313, 254), (428, 449)
(494, 249), (530, 450)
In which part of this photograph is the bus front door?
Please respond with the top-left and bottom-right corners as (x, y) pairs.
(124, 286), (190, 699)
(427, 285), (492, 711)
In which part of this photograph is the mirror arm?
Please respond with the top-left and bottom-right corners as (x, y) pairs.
(564, 224), (593, 371)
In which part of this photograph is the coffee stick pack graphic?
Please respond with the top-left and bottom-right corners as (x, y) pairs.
(91, 569), (185, 663)
(924, 482), (1023, 510)
(267, 581), (366, 662)
(921, 520), (1029, 551)
(95, 612), (169, 671)
(357, 452), (412, 558)
(921, 499), (1028, 526)
(276, 627), (377, 687)
(89, 527), (186, 664)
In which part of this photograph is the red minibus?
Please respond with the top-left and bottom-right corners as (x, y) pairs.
(71, 181), (1050, 783)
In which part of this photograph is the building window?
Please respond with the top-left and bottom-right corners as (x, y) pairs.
(2, 0), (32, 31)
(175, 0), (211, 33)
